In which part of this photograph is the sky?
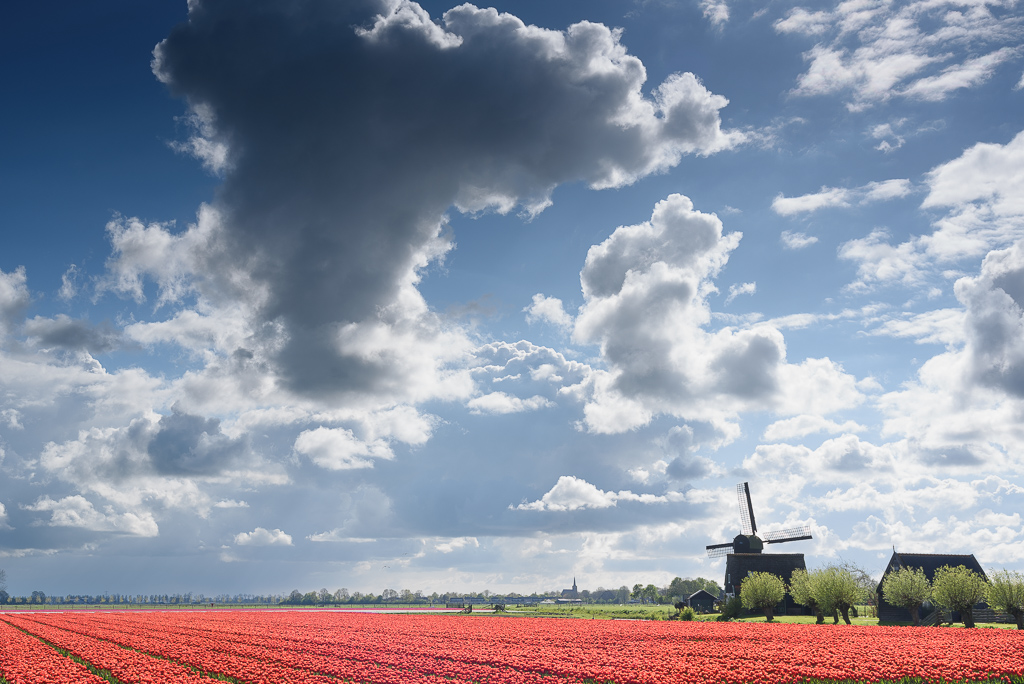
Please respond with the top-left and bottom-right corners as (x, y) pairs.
(1, 0), (1023, 597)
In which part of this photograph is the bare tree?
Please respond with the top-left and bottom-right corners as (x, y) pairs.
(987, 569), (1024, 630)
(816, 566), (862, 625)
(790, 569), (824, 624)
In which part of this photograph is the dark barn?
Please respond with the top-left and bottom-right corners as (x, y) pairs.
(725, 552), (807, 615)
(686, 589), (718, 612)
(876, 551), (988, 623)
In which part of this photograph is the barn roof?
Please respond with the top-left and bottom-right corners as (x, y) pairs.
(687, 589), (718, 601)
(875, 551), (987, 593)
(724, 553), (807, 594)
(726, 553), (806, 578)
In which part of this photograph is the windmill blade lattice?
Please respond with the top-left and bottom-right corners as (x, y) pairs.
(705, 542), (733, 559)
(705, 482), (811, 559)
(763, 526), (813, 543)
(737, 482), (756, 536)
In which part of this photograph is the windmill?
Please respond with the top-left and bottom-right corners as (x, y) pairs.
(705, 482), (812, 558)
(705, 483), (812, 608)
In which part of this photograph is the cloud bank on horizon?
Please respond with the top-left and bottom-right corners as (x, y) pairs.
(0, 0), (1023, 594)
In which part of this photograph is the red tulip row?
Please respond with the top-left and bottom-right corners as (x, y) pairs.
(1, 613), (230, 684)
(0, 619), (107, 684)
(4, 610), (1024, 684)
(9, 610), (568, 684)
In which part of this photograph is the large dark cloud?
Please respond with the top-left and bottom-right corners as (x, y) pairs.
(0, 267), (30, 338)
(24, 315), (122, 354)
(147, 406), (248, 476)
(957, 241), (1024, 397)
(152, 0), (738, 399)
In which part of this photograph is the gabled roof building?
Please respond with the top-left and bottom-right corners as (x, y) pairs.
(685, 589), (718, 612)
(875, 551), (988, 623)
(724, 552), (806, 615)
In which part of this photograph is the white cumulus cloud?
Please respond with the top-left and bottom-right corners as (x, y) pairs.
(234, 527), (293, 546)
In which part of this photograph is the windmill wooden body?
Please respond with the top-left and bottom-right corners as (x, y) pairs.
(706, 483), (812, 613)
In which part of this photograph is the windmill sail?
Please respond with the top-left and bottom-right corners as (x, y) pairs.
(763, 526), (812, 544)
(705, 483), (811, 559)
(737, 482), (756, 536)
(705, 543), (733, 559)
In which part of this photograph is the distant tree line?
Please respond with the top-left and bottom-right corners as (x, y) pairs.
(629, 577), (722, 605)
(0, 585), (283, 608)
(279, 577), (722, 607)
(0, 565), (721, 610)
(281, 588), (556, 606)
(0, 592), (285, 606)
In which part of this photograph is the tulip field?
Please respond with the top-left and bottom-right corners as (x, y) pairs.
(1, 610), (1023, 684)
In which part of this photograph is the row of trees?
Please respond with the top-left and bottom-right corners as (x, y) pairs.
(629, 578), (722, 605)
(738, 564), (1024, 628)
(0, 591), (286, 606)
(282, 587), (571, 606)
(279, 577), (723, 607)
(881, 566), (1024, 628)
(739, 563), (877, 624)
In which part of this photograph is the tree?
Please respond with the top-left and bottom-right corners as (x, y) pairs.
(666, 576), (722, 602)
(631, 584), (644, 603)
(932, 565), (988, 628)
(739, 572), (786, 622)
(717, 596), (743, 621)
(697, 577), (723, 596)
(616, 586), (630, 604)
(986, 569), (1024, 630)
(836, 561), (877, 609)
(790, 569), (825, 624)
(666, 577), (691, 601)
(816, 566), (863, 625)
(881, 567), (931, 626)
(643, 584), (659, 604)
(317, 588), (331, 605)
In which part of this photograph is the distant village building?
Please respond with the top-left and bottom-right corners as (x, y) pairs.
(685, 589), (718, 612)
(876, 551), (989, 623)
(560, 578), (579, 600)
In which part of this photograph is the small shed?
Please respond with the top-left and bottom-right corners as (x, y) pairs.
(876, 551), (988, 623)
(686, 589), (717, 612)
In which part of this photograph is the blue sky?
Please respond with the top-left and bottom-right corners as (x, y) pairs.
(1, 0), (1023, 597)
